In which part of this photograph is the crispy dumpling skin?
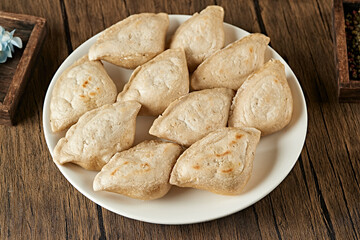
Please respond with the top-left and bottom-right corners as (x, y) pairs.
(89, 13), (169, 69)
(149, 88), (234, 147)
(93, 140), (182, 200)
(50, 55), (117, 132)
(170, 5), (225, 72)
(228, 59), (293, 135)
(170, 127), (261, 195)
(191, 33), (270, 90)
(53, 101), (141, 171)
(117, 48), (189, 116)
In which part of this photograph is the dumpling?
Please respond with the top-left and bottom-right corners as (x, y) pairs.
(117, 48), (189, 116)
(53, 101), (141, 171)
(191, 33), (270, 90)
(170, 127), (261, 195)
(50, 55), (117, 132)
(228, 59), (293, 135)
(89, 13), (169, 69)
(149, 88), (234, 146)
(93, 140), (182, 200)
(170, 5), (225, 72)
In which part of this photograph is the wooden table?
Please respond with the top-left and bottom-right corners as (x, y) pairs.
(1, 0), (359, 239)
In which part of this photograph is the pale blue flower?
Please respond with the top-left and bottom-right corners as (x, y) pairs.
(0, 26), (23, 63)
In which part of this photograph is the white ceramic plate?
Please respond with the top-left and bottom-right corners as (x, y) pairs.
(43, 15), (307, 225)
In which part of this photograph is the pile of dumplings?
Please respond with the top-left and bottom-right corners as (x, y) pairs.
(50, 6), (293, 200)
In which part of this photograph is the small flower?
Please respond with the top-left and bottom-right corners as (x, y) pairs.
(0, 26), (23, 63)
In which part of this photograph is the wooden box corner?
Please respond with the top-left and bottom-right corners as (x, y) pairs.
(333, 0), (360, 102)
(0, 11), (47, 125)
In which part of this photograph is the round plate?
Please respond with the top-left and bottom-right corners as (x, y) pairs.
(43, 15), (307, 225)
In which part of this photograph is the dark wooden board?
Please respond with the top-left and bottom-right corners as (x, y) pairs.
(0, 11), (46, 125)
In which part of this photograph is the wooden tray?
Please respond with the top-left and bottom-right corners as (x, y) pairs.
(0, 11), (46, 125)
(333, 0), (360, 102)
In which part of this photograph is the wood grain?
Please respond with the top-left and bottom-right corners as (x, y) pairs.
(259, 0), (360, 239)
(0, 0), (359, 239)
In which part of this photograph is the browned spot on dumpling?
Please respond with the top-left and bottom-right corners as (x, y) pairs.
(110, 161), (129, 176)
(82, 80), (89, 88)
(221, 168), (233, 173)
(230, 140), (237, 145)
(274, 79), (279, 83)
(235, 134), (243, 139)
(79, 94), (85, 98)
(192, 164), (200, 170)
(215, 150), (231, 157)
(141, 162), (151, 171)
(110, 166), (121, 176)
(89, 92), (96, 96)
(250, 47), (253, 53)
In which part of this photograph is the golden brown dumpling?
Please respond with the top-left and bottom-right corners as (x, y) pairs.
(117, 48), (189, 116)
(93, 140), (182, 200)
(149, 88), (234, 146)
(228, 59), (293, 135)
(50, 55), (117, 132)
(170, 5), (225, 72)
(170, 127), (261, 195)
(191, 33), (270, 90)
(89, 13), (169, 69)
(53, 101), (141, 171)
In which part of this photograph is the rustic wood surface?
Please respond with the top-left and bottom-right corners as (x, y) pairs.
(0, 0), (359, 239)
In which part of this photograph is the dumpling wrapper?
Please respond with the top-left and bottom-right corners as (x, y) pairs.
(149, 88), (234, 147)
(191, 33), (270, 90)
(117, 48), (189, 116)
(89, 13), (169, 69)
(170, 5), (225, 72)
(228, 59), (293, 135)
(170, 127), (261, 195)
(53, 101), (141, 171)
(50, 55), (117, 132)
(93, 140), (182, 200)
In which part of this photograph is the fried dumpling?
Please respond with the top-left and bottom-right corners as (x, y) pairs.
(170, 5), (225, 72)
(170, 127), (261, 195)
(50, 55), (117, 132)
(117, 48), (189, 116)
(228, 59), (293, 135)
(149, 88), (234, 146)
(89, 13), (169, 69)
(53, 101), (141, 171)
(93, 140), (182, 200)
(191, 33), (270, 90)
